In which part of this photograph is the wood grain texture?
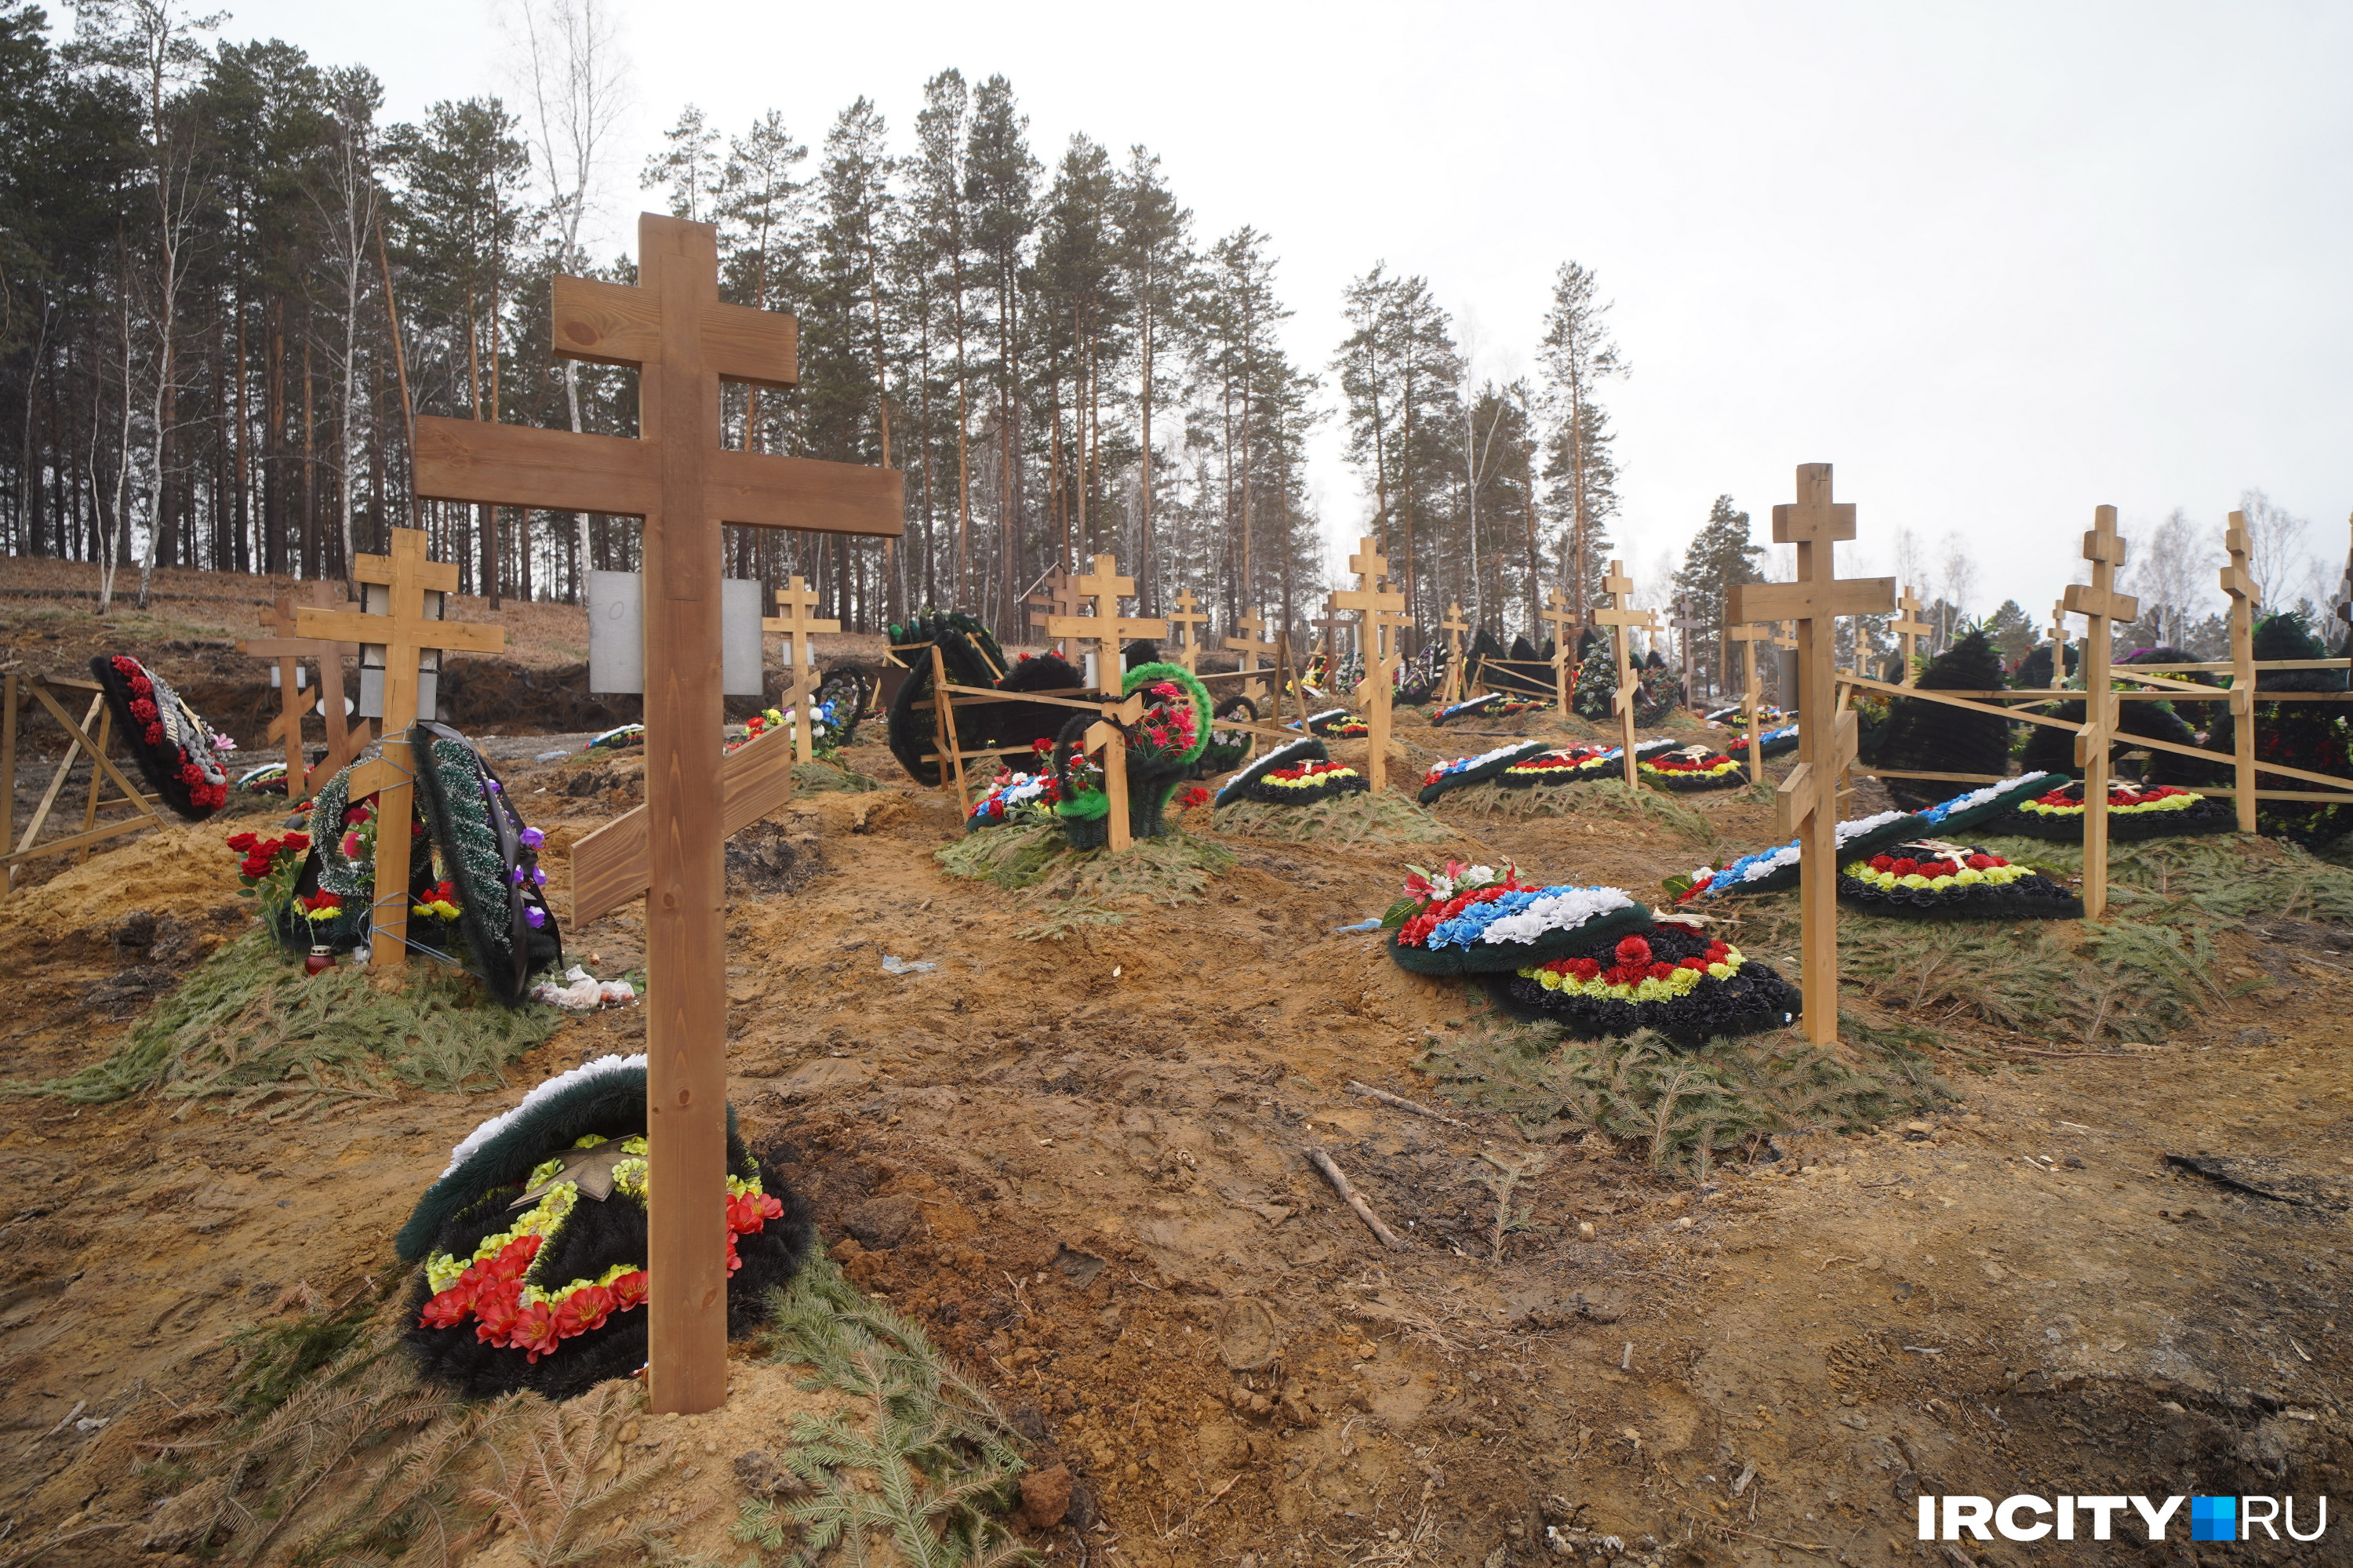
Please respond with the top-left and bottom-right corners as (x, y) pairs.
(568, 721), (797, 925)
(413, 416), (659, 516)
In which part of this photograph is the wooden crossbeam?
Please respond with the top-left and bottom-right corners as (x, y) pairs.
(569, 722), (798, 924)
(1726, 464), (1894, 1046)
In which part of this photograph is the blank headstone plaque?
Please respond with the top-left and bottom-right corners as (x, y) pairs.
(588, 571), (763, 697)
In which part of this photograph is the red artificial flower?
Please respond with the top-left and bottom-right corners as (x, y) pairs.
(419, 1287), (472, 1330)
(129, 697), (158, 722)
(179, 761), (207, 786)
(609, 1270), (649, 1312)
(471, 1291), (522, 1346)
(344, 805), (370, 826)
(1869, 855), (1895, 872)
(1647, 962), (1675, 981)
(144, 723), (164, 746)
(227, 831), (259, 852)
(1614, 935), (1652, 967)
(550, 1284), (612, 1341)
(510, 1301), (562, 1361)
(1176, 786), (1211, 809)
(1565, 957), (1602, 981)
(1889, 858), (1919, 877)
(285, 831), (308, 849)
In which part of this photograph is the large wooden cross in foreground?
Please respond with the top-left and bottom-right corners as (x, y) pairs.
(297, 531), (505, 976)
(411, 213), (904, 1416)
(2063, 506), (2140, 918)
(1329, 537), (1408, 791)
(1590, 563), (1646, 786)
(1726, 464), (1894, 1044)
(762, 577), (838, 766)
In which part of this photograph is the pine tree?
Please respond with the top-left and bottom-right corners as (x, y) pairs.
(1983, 599), (2037, 669)
(1669, 495), (1762, 697)
(1537, 260), (1624, 621)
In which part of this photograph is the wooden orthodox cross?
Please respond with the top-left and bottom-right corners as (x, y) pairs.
(762, 576), (839, 766)
(2062, 507), (2140, 918)
(1726, 620), (1775, 784)
(1311, 602), (1353, 671)
(1224, 610), (1278, 703)
(1726, 464), (1895, 1045)
(406, 213), (904, 1416)
(2220, 512), (2260, 835)
(2046, 597), (2069, 690)
(1437, 601), (1471, 705)
(1166, 588), (1209, 674)
(1540, 588), (1580, 714)
(1670, 595), (1707, 702)
(296, 529), (506, 977)
(1329, 537), (1408, 791)
(1590, 564), (1647, 786)
(239, 584), (365, 796)
(1044, 555), (1165, 689)
(1891, 586), (1933, 686)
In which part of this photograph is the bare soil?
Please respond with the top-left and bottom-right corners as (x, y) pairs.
(1, 604), (2348, 1568)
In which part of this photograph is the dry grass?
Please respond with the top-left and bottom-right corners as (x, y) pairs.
(1209, 789), (1459, 847)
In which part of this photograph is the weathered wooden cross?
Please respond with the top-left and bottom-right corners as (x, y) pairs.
(1166, 588), (1209, 674)
(762, 576), (838, 766)
(2062, 506), (2140, 918)
(1670, 595), (1706, 702)
(1726, 464), (1895, 1044)
(296, 529), (505, 977)
(1224, 609), (1278, 703)
(1044, 555), (1166, 689)
(1311, 602), (1353, 670)
(1329, 537), (1409, 791)
(2046, 597), (2069, 690)
(1436, 601), (1471, 705)
(1891, 585), (1933, 686)
(1726, 620), (1776, 784)
(239, 585), (365, 797)
(409, 213), (904, 1416)
(1540, 588), (1580, 714)
(1590, 563), (1648, 786)
(2220, 512), (2260, 835)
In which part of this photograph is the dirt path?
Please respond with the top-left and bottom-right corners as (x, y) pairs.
(1, 704), (2347, 1567)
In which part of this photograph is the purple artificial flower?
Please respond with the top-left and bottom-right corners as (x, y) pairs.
(511, 866), (528, 886)
(531, 865), (547, 886)
(525, 906), (547, 929)
(518, 827), (545, 849)
(482, 778), (502, 794)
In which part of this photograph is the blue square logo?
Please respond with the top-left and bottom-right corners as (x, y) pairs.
(2191, 1496), (2237, 1542)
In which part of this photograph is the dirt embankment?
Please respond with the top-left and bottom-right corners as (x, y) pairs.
(0, 698), (2347, 1566)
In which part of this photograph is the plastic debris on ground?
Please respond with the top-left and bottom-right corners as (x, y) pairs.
(532, 964), (639, 1011)
(881, 955), (937, 976)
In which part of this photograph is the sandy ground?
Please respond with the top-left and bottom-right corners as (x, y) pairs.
(0, 620), (2348, 1568)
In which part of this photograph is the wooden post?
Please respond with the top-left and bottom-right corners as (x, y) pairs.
(1891, 586), (1932, 686)
(2063, 506), (2140, 919)
(298, 529), (506, 977)
(2220, 513), (2260, 835)
(1329, 537), (1408, 793)
(1591, 563), (1646, 786)
(1224, 611), (1278, 705)
(1044, 555), (1165, 690)
(1539, 589), (1577, 713)
(402, 213), (905, 1417)
(1438, 601), (1471, 705)
(762, 575), (840, 766)
(1727, 622), (1773, 784)
(1727, 464), (1894, 1046)
(1166, 588), (1209, 674)
(1, 671), (14, 881)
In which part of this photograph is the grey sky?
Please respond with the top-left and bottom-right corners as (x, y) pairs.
(157, 0), (2352, 621)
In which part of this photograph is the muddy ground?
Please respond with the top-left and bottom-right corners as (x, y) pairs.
(2, 602), (2350, 1568)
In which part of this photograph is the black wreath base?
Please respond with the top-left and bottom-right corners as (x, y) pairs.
(1242, 768), (1369, 806)
(1836, 871), (2082, 920)
(1641, 762), (1745, 793)
(1384, 905), (1653, 977)
(1484, 966), (1799, 1047)
(402, 1148), (813, 1402)
(1992, 794), (2239, 842)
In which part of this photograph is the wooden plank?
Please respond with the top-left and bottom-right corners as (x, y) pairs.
(22, 683), (163, 852)
(706, 446), (905, 537)
(2192, 788), (2353, 802)
(0, 812), (166, 867)
(297, 606), (507, 657)
(237, 636), (358, 659)
(569, 723), (798, 926)
(413, 415), (659, 516)
(552, 274), (800, 390)
(1852, 768), (2010, 784)
(1838, 675), (2085, 731)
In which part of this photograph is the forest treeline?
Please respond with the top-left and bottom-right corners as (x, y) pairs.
(0, 0), (1640, 647)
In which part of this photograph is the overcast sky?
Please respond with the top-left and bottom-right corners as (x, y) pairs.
(131, 0), (2353, 619)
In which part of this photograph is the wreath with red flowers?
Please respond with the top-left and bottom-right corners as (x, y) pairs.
(1837, 840), (2080, 919)
(1638, 746), (1747, 792)
(1485, 919), (1802, 1045)
(90, 653), (230, 819)
(1995, 780), (2238, 842)
(1238, 757), (1369, 805)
